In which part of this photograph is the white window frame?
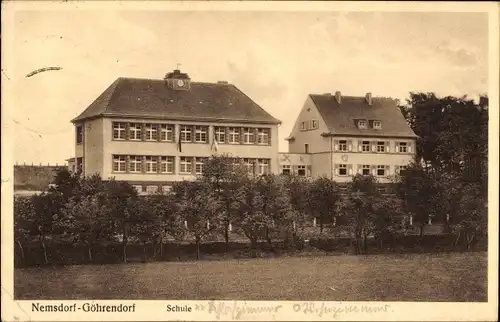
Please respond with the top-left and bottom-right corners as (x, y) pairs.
(194, 126), (208, 143)
(297, 165), (306, 176)
(112, 155), (126, 173)
(215, 127), (225, 143)
(113, 122), (126, 140)
(397, 165), (408, 175)
(376, 165), (386, 177)
(339, 140), (348, 152)
(373, 120), (382, 129)
(160, 156), (174, 174)
(362, 141), (370, 152)
(358, 120), (367, 129)
(180, 126), (192, 143)
(311, 120), (318, 129)
(145, 156), (158, 173)
(243, 128), (254, 144)
(145, 124), (158, 141)
(195, 158), (207, 175)
(146, 185), (158, 194)
(129, 123), (142, 141)
(362, 165), (370, 176)
(228, 127), (240, 144)
(243, 158), (254, 174)
(398, 142), (408, 153)
(338, 164), (348, 176)
(129, 156), (143, 173)
(282, 165), (291, 175)
(180, 157), (192, 174)
(132, 185), (143, 193)
(76, 125), (83, 144)
(300, 122), (306, 131)
(257, 128), (270, 145)
(258, 159), (270, 175)
(160, 124), (174, 142)
(376, 141), (385, 153)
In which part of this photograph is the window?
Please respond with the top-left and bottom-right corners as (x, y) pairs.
(339, 164), (347, 176)
(76, 157), (83, 174)
(113, 155), (126, 172)
(257, 159), (270, 175)
(214, 127), (226, 143)
(396, 165), (408, 175)
(373, 121), (382, 129)
(377, 165), (386, 176)
(362, 141), (370, 152)
(129, 123), (142, 140)
(113, 122), (126, 140)
(228, 127), (240, 144)
(144, 124), (158, 141)
(358, 120), (367, 129)
(297, 165), (306, 176)
(339, 140), (347, 152)
(132, 185), (143, 193)
(195, 157), (208, 174)
(145, 156), (158, 173)
(76, 125), (83, 144)
(243, 158), (255, 174)
(362, 165), (370, 176)
(180, 157), (192, 174)
(305, 144), (309, 154)
(243, 128), (254, 144)
(257, 128), (270, 145)
(300, 122), (306, 131)
(180, 126), (192, 142)
(398, 142), (407, 153)
(129, 156), (143, 173)
(160, 156), (174, 174)
(194, 126), (208, 143)
(160, 124), (174, 142)
(282, 165), (291, 175)
(377, 141), (385, 153)
(146, 185), (158, 194)
(311, 120), (318, 129)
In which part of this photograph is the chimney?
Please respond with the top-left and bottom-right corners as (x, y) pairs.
(365, 92), (372, 106)
(335, 91), (341, 104)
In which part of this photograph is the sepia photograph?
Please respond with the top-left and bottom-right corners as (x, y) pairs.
(1, 1), (498, 321)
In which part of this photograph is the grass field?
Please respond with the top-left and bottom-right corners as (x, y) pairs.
(15, 252), (487, 302)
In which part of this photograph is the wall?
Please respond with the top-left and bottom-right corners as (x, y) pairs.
(101, 117), (280, 182)
(83, 118), (104, 176)
(287, 96), (331, 154)
(14, 165), (64, 191)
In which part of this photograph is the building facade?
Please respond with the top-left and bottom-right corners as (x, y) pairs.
(281, 91), (417, 186)
(71, 69), (281, 194)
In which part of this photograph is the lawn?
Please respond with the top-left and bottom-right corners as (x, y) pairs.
(15, 252), (487, 302)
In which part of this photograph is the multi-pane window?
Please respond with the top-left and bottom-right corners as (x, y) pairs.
(129, 156), (143, 173)
(358, 120), (367, 129)
(214, 127), (226, 143)
(243, 128), (254, 144)
(180, 157), (192, 174)
(339, 164), (347, 176)
(339, 140), (347, 152)
(145, 124), (158, 141)
(282, 165), (291, 175)
(76, 125), (83, 144)
(112, 155), (126, 172)
(145, 156), (158, 173)
(396, 165), (408, 175)
(146, 185), (159, 194)
(194, 126), (208, 143)
(297, 165), (306, 176)
(311, 120), (318, 129)
(300, 122), (306, 131)
(132, 185), (143, 193)
(129, 123), (142, 140)
(195, 157), (208, 174)
(228, 127), (240, 144)
(373, 121), (382, 129)
(257, 128), (270, 145)
(76, 157), (83, 174)
(377, 141), (385, 152)
(362, 141), (370, 152)
(362, 165), (370, 176)
(398, 142), (408, 153)
(243, 158), (254, 174)
(377, 165), (386, 176)
(160, 156), (174, 174)
(180, 126), (192, 142)
(113, 122), (126, 140)
(160, 124), (174, 142)
(258, 159), (270, 175)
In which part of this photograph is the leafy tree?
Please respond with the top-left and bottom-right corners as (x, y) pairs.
(14, 196), (36, 265)
(282, 174), (312, 246)
(172, 181), (222, 260)
(308, 177), (341, 233)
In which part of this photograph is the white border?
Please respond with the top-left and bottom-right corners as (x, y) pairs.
(1, 1), (499, 321)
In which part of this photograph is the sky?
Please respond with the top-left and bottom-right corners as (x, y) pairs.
(5, 9), (489, 165)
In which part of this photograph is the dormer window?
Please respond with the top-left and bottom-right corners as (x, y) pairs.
(373, 120), (382, 129)
(358, 120), (367, 129)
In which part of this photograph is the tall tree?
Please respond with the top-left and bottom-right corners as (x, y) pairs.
(308, 177), (341, 233)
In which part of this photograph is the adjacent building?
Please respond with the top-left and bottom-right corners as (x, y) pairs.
(281, 91), (417, 187)
(71, 69), (281, 193)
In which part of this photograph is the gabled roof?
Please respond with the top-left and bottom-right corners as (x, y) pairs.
(310, 94), (417, 138)
(72, 77), (280, 124)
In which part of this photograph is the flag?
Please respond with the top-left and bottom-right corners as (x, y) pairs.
(211, 132), (219, 152)
(177, 135), (182, 152)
